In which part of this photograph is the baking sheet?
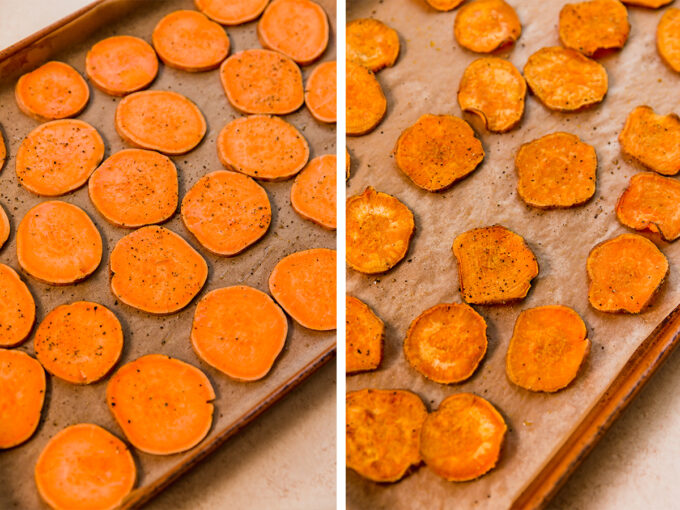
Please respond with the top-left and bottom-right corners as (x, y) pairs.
(345, 0), (680, 508)
(0, 0), (336, 508)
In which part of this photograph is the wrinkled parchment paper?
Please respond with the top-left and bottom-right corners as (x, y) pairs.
(346, 0), (680, 508)
(0, 0), (335, 507)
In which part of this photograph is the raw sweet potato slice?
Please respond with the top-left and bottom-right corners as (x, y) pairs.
(426, 0), (465, 11)
(152, 10), (230, 72)
(17, 201), (102, 285)
(587, 233), (668, 313)
(346, 389), (427, 482)
(458, 58), (526, 132)
(420, 393), (506, 481)
(559, 0), (629, 57)
(453, 225), (539, 304)
(0, 349), (45, 449)
(181, 170), (271, 255)
(305, 60), (336, 123)
(191, 286), (287, 381)
(657, 8), (680, 72)
(617, 172), (680, 241)
(107, 354), (215, 455)
(346, 18), (400, 72)
(86, 35), (158, 96)
(346, 295), (384, 374)
(346, 60), (386, 136)
(217, 115), (309, 180)
(220, 49), (304, 114)
(624, 0), (672, 6)
(290, 154), (337, 229)
(35, 424), (136, 510)
(0, 264), (35, 348)
(394, 114), (484, 191)
(404, 303), (487, 384)
(0, 204), (8, 250)
(269, 248), (336, 330)
(110, 226), (207, 315)
(619, 105), (680, 176)
(346, 187), (415, 274)
(454, 0), (521, 53)
(15, 61), (89, 121)
(34, 302), (123, 385)
(16, 119), (104, 196)
(195, 0), (269, 25)
(516, 132), (597, 208)
(88, 149), (178, 228)
(506, 305), (590, 392)
(523, 47), (608, 111)
(258, 0), (329, 66)
(115, 90), (206, 155)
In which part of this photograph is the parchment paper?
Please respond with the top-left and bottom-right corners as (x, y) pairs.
(346, 1), (680, 508)
(0, 0), (335, 508)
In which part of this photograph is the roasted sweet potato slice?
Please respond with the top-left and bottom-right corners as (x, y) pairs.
(269, 248), (336, 330)
(217, 115), (309, 180)
(0, 349), (45, 449)
(404, 303), (487, 384)
(453, 225), (539, 304)
(305, 60), (336, 123)
(220, 49), (304, 114)
(454, 0), (521, 53)
(345, 147), (350, 179)
(506, 305), (590, 392)
(86, 35), (158, 96)
(110, 226), (207, 314)
(107, 354), (215, 455)
(346, 187), (415, 274)
(191, 286), (287, 381)
(15, 61), (89, 121)
(420, 393), (506, 481)
(258, 0), (329, 65)
(35, 423), (136, 510)
(394, 114), (484, 191)
(34, 302), (123, 385)
(619, 106), (680, 176)
(346, 60), (386, 136)
(0, 264), (35, 348)
(346, 295), (384, 373)
(617, 173), (680, 241)
(559, 0), (629, 57)
(195, 0), (269, 25)
(587, 233), (668, 313)
(516, 132), (597, 208)
(623, 0), (672, 6)
(0, 204), (9, 250)
(0, 127), (6, 171)
(658, 8), (680, 72)
(346, 18), (400, 72)
(426, 0), (465, 11)
(89, 149), (178, 228)
(458, 58), (526, 132)
(346, 389), (427, 482)
(291, 154), (336, 229)
(16, 119), (104, 197)
(153, 10), (230, 72)
(523, 47), (608, 111)
(181, 170), (271, 255)
(17, 201), (102, 285)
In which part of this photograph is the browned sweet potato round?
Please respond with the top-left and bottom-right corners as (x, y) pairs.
(657, 8), (680, 72)
(346, 295), (384, 374)
(347, 18), (400, 72)
(454, 0), (521, 53)
(559, 0), (629, 57)
(346, 61), (386, 136)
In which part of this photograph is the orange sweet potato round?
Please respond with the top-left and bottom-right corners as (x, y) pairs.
(516, 132), (597, 208)
(0, 130), (6, 172)
(0, 264), (35, 348)
(404, 303), (487, 384)
(346, 187), (415, 274)
(623, 0), (672, 6)
(346, 389), (427, 482)
(587, 233), (668, 313)
(346, 295), (384, 374)
(0, 204), (9, 250)
(458, 57), (526, 132)
(290, 154), (337, 229)
(16, 119), (104, 196)
(523, 47), (608, 111)
(454, 0), (521, 53)
(506, 305), (590, 392)
(420, 393), (506, 481)
(559, 0), (630, 57)
(305, 60), (336, 123)
(426, 0), (465, 11)
(657, 8), (680, 72)
(346, 18), (400, 72)
(346, 60), (386, 136)
(195, 0), (269, 25)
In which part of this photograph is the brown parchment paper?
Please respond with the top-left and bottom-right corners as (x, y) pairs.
(346, 0), (680, 508)
(0, 0), (335, 508)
